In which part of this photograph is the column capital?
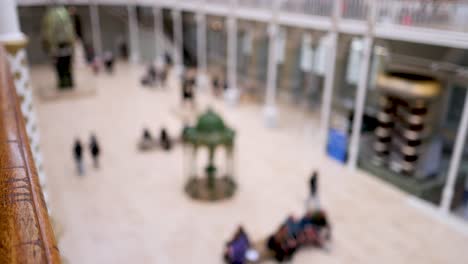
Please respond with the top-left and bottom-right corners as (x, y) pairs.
(1, 37), (28, 55)
(268, 23), (278, 37)
(196, 12), (206, 23)
(171, 9), (181, 17)
(0, 0), (25, 47)
(227, 16), (236, 28)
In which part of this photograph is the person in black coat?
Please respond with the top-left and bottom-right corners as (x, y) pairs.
(73, 139), (83, 175)
(306, 171), (320, 211)
(143, 128), (152, 141)
(89, 134), (101, 168)
(182, 75), (195, 108)
(160, 128), (172, 151)
(103, 51), (115, 74)
(310, 171), (317, 197)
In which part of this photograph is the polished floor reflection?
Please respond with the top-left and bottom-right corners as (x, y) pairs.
(33, 63), (468, 264)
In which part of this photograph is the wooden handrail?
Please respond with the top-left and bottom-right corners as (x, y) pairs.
(0, 46), (60, 263)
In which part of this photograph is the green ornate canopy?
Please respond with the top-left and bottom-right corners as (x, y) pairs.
(183, 109), (235, 147)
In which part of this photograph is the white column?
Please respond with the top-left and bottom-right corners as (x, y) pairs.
(262, 0), (282, 127)
(225, 15), (240, 106)
(90, 4), (103, 57)
(172, 9), (183, 74)
(441, 94), (468, 212)
(196, 11), (209, 91)
(0, 0), (24, 42)
(348, 0), (377, 169)
(319, 0), (342, 151)
(153, 6), (165, 65)
(128, 4), (140, 64)
(263, 23), (279, 127)
(347, 36), (373, 170)
(319, 33), (337, 147)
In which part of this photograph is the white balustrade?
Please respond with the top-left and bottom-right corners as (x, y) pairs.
(341, 0), (369, 21)
(281, 0), (334, 17)
(237, 0), (272, 9)
(376, 0), (468, 33)
(205, 0), (229, 6)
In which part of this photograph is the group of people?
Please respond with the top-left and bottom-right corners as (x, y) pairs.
(141, 63), (168, 87)
(85, 46), (115, 75)
(212, 76), (228, 97)
(139, 127), (173, 151)
(73, 134), (101, 176)
(181, 70), (197, 109)
(266, 209), (330, 262)
(224, 171), (330, 264)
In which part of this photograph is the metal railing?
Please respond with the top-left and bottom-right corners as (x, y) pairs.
(281, 0), (334, 17)
(15, 0), (468, 34)
(376, 0), (468, 33)
(342, 0), (369, 21)
(204, 0), (230, 6)
(237, 0), (272, 9)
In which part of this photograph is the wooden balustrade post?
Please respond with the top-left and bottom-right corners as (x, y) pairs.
(0, 0), (48, 206)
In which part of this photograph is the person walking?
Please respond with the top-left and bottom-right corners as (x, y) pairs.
(89, 134), (101, 168)
(73, 139), (84, 175)
(306, 171), (320, 211)
(160, 128), (172, 151)
(181, 73), (195, 109)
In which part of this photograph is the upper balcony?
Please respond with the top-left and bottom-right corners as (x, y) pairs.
(15, 0), (468, 49)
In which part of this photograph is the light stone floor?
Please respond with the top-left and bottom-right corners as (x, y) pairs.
(32, 63), (468, 264)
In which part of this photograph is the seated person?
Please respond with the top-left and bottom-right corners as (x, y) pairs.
(303, 210), (329, 228)
(160, 128), (172, 151)
(103, 51), (115, 73)
(224, 226), (250, 264)
(139, 128), (156, 150)
(284, 216), (301, 239)
(267, 224), (297, 262)
(182, 77), (195, 106)
(212, 76), (222, 96)
(298, 210), (331, 247)
(141, 64), (157, 86)
(143, 128), (152, 141)
(160, 66), (168, 84)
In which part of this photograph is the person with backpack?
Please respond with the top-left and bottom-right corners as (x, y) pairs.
(89, 134), (101, 168)
(73, 139), (83, 175)
(306, 171), (320, 211)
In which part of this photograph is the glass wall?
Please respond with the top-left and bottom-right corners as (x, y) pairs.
(276, 26), (325, 127)
(182, 12), (198, 68)
(356, 40), (468, 206)
(98, 5), (129, 60)
(206, 15), (227, 85)
(326, 34), (361, 163)
(236, 20), (268, 103)
(449, 85), (468, 221)
(136, 5), (156, 64)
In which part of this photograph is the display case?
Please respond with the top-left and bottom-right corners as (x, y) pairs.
(206, 15), (227, 85)
(357, 40), (468, 207)
(236, 20), (269, 103)
(276, 26), (325, 113)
